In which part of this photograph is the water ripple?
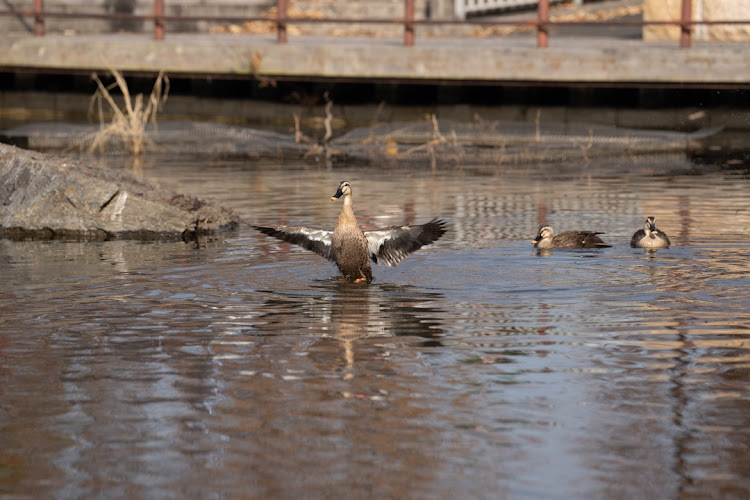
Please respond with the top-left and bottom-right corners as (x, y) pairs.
(2, 158), (750, 498)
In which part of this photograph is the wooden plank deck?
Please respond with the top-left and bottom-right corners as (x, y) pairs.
(1, 33), (748, 88)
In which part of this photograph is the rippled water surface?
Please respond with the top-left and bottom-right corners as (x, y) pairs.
(2, 153), (750, 499)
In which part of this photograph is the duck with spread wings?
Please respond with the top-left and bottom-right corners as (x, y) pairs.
(254, 181), (447, 283)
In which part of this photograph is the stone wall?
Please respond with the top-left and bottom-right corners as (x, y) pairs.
(2, 0), (273, 35)
(2, 0), (455, 37)
(644, 0), (750, 41)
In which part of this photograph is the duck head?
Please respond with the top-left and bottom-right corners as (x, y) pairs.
(644, 216), (656, 234)
(331, 181), (352, 201)
(533, 224), (553, 246)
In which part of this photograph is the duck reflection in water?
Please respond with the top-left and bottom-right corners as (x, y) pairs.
(256, 281), (444, 379)
(254, 181), (447, 283)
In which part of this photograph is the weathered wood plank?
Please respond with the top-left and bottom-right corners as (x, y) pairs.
(1, 34), (748, 86)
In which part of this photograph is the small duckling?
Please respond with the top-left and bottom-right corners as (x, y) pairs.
(532, 224), (611, 249)
(630, 216), (670, 249)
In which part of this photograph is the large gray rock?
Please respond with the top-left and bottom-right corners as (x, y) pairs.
(0, 143), (238, 241)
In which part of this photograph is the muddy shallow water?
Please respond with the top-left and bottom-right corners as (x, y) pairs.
(2, 152), (750, 499)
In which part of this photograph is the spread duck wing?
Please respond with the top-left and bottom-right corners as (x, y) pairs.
(364, 218), (447, 266)
(254, 225), (334, 261)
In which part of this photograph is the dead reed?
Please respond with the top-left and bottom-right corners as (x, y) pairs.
(85, 69), (169, 156)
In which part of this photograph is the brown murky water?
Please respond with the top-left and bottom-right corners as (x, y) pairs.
(2, 152), (750, 499)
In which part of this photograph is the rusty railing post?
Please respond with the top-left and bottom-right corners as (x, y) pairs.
(404, 0), (415, 46)
(277, 0), (288, 44)
(537, 0), (549, 48)
(680, 0), (692, 48)
(33, 0), (45, 36)
(154, 0), (164, 40)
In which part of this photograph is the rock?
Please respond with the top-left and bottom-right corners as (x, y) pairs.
(0, 143), (238, 241)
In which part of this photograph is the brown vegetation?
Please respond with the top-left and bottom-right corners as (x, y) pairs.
(85, 69), (169, 156)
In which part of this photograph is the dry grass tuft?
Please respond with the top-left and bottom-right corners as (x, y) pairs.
(85, 69), (169, 156)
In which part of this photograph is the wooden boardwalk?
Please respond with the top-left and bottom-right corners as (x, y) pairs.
(1, 33), (748, 89)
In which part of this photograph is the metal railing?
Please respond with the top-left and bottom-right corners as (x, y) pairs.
(4, 0), (748, 49)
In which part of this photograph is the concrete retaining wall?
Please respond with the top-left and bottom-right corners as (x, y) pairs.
(644, 0), (750, 41)
(2, 0), (273, 35)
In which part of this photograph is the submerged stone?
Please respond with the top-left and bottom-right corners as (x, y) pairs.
(0, 143), (238, 241)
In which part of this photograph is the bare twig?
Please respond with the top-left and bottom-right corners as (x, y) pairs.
(431, 113), (445, 142)
(293, 113), (303, 143)
(322, 91), (333, 145)
(428, 144), (437, 171)
(401, 114), (447, 156)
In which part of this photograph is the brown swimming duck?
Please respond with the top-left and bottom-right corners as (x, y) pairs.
(630, 216), (670, 249)
(254, 181), (447, 283)
(532, 224), (611, 249)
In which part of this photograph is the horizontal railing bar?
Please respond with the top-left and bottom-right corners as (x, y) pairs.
(0, 11), (272, 22)
(2, 10), (749, 28)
